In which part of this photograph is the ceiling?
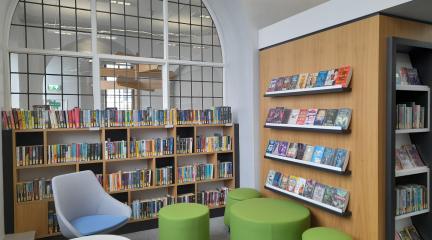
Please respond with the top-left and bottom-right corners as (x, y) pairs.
(237, 0), (329, 29)
(382, 0), (432, 24)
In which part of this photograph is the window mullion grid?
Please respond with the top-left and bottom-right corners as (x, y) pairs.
(162, 0), (170, 109)
(91, 0), (101, 110)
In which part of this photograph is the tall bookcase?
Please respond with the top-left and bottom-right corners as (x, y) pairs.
(387, 37), (432, 239)
(4, 123), (239, 238)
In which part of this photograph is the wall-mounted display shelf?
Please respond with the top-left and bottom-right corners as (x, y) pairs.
(264, 153), (351, 175)
(395, 166), (429, 178)
(264, 85), (351, 97)
(395, 209), (430, 221)
(264, 184), (352, 217)
(396, 85), (430, 92)
(264, 123), (350, 134)
(395, 128), (429, 134)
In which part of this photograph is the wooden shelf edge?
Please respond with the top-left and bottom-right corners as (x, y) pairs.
(264, 85), (351, 97)
(264, 185), (351, 217)
(264, 154), (351, 176)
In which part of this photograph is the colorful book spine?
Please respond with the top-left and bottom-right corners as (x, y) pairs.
(218, 162), (233, 178)
(176, 137), (194, 154)
(48, 205), (60, 234)
(176, 107), (232, 125)
(197, 187), (229, 207)
(105, 140), (127, 160)
(196, 135), (232, 153)
(396, 103), (425, 129)
(177, 164), (214, 183)
(396, 184), (428, 216)
(16, 145), (44, 166)
(107, 169), (152, 192)
(47, 143), (102, 164)
(177, 193), (195, 203)
(131, 195), (175, 220)
(16, 178), (52, 203)
(156, 166), (173, 186)
(130, 137), (174, 157)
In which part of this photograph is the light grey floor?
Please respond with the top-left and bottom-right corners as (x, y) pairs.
(123, 217), (230, 240)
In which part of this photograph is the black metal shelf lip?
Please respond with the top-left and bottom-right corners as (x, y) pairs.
(264, 123), (350, 134)
(264, 185), (352, 217)
(264, 154), (351, 176)
(264, 85), (351, 97)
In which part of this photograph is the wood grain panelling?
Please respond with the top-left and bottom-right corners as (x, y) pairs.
(259, 15), (432, 240)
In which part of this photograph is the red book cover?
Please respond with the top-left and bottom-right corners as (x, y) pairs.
(74, 108), (80, 128)
(296, 109), (308, 125)
(334, 66), (353, 87)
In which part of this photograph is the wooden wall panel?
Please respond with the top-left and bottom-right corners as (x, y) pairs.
(259, 16), (382, 240)
(259, 14), (432, 240)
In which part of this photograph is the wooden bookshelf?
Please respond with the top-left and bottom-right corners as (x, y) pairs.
(9, 124), (238, 238)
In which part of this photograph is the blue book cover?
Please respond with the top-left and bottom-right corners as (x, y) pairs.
(334, 148), (348, 168)
(322, 148), (336, 165)
(316, 71), (328, 87)
(266, 140), (276, 154)
(311, 146), (325, 163)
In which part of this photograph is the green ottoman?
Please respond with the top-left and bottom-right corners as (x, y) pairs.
(159, 203), (209, 240)
(224, 188), (261, 226)
(231, 198), (310, 240)
(302, 227), (352, 240)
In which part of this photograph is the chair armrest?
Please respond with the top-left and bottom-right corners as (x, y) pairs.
(96, 192), (132, 218)
(54, 199), (83, 238)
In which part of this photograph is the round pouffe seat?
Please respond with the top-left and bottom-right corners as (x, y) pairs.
(230, 198), (310, 240)
(159, 203), (209, 240)
(224, 188), (261, 226)
(302, 227), (352, 240)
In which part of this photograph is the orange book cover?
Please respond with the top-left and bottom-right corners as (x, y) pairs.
(335, 66), (353, 87)
(296, 109), (308, 125)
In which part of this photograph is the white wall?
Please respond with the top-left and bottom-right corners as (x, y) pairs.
(258, 0), (412, 49)
(205, 0), (260, 188)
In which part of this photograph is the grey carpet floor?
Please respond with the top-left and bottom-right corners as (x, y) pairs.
(123, 217), (230, 240)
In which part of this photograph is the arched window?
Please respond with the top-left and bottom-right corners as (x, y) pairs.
(8, 0), (223, 111)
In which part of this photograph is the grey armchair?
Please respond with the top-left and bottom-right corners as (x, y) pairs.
(52, 171), (131, 238)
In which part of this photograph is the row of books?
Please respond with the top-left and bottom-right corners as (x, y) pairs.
(48, 206), (60, 234)
(16, 179), (52, 203)
(395, 144), (425, 171)
(395, 225), (422, 240)
(266, 66), (352, 92)
(105, 140), (127, 160)
(177, 193), (195, 203)
(397, 103), (425, 130)
(266, 108), (352, 130)
(156, 166), (173, 186)
(196, 135), (232, 153)
(218, 162), (233, 179)
(396, 184), (428, 216)
(177, 137), (194, 154)
(131, 195), (175, 220)
(266, 170), (349, 211)
(197, 187), (229, 207)
(177, 164), (214, 184)
(47, 143), (102, 164)
(266, 140), (349, 170)
(176, 107), (232, 125)
(1, 108), (173, 130)
(1, 107), (233, 130)
(397, 67), (422, 86)
(16, 145), (44, 167)
(106, 169), (152, 192)
(130, 137), (175, 157)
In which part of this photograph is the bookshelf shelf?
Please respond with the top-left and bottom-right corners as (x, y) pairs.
(396, 85), (430, 92)
(264, 184), (351, 217)
(264, 85), (351, 97)
(7, 123), (238, 238)
(395, 209), (430, 221)
(264, 123), (350, 134)
(395, 166), (429, 177)
(395, 128), (429, 134)
(264, 154), (351, 175)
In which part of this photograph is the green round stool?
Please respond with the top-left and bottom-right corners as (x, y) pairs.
(302, 227), (352, 240)
(224, 188), (261, 226)
(158, 203), (209, 240)
(230, 198), (310, 240)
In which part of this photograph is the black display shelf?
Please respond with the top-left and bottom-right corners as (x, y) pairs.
(264, 86), (351, 97)
(264, 123), (351, 134)
(264, 154), (351, 176)
(264, 185), (352, 217)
